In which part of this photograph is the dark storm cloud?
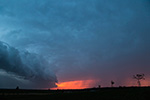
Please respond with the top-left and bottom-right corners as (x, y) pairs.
(0, 41), (57, 88)
(0, 0), (150, 87)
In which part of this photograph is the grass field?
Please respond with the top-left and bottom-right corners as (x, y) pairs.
(0, 87), (150, 100)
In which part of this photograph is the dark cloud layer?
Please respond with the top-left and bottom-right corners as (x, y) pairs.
(0, 0), (150, 88)
(0, 41), (57, 88)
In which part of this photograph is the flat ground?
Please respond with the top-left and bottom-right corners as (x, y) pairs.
(0, 87), (150, 100)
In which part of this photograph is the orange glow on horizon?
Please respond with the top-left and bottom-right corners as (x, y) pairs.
(52, 80), (96, 90)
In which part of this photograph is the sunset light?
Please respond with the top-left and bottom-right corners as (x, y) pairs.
(53, 80), (96, 89)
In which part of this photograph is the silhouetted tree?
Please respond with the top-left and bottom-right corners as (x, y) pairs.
(98, 85), (101, 88)
(16, 86), (19, 90)
(133, 74), (145, 87)
(111, 80), (115, 87)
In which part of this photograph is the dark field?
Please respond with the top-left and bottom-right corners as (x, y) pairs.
(0, 87), (150, 100)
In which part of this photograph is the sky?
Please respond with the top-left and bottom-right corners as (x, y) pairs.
(0, 0), (150, 89)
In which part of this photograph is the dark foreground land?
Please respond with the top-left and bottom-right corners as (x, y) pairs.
(0, 87), (150, 100)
